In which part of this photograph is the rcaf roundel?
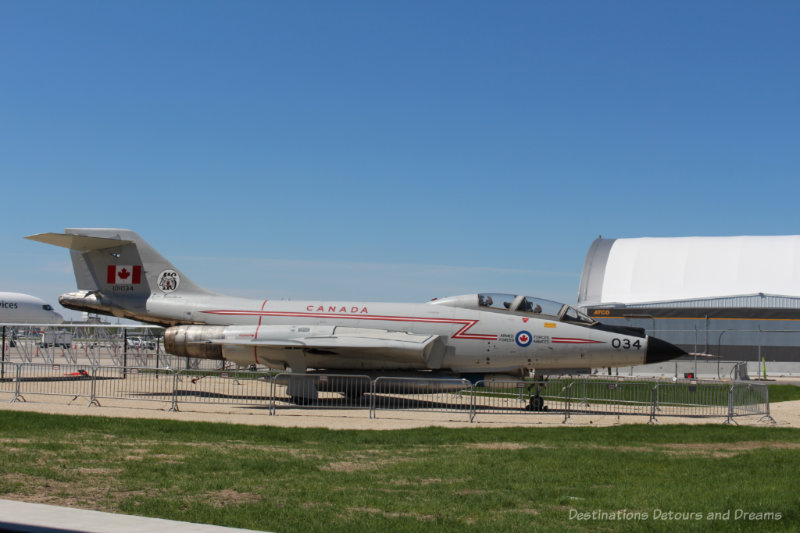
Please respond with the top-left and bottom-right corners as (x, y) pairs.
(515, 330), (532, 347)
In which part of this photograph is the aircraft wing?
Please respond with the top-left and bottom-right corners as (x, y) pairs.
(200, 327), (448, 368)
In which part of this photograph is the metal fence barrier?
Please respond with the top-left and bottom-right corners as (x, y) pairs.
(174, 369), (272, 411)
(651, 381), (730, 420)
(91, 367), (179, 409)
(371, 376), (472, 418)
(270, 373), (372, 415)
(470, 379), (574, 422)
(10, 363), (94, 404)
(1, 364), (775, 424)
(732, 381), (772, 422)
(575, 380), (654, 417)
(0, 324), (221, 370)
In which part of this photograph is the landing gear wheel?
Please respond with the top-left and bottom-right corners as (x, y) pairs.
(528, 395), (546, 412)
(290, 396), (313, 406)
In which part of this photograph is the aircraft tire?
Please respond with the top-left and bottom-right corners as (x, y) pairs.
(529, 395), (544, 412)
(343, 391), (364, 401)
(290, 396), (314, 406)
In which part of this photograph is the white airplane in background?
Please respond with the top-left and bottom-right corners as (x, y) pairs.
(27, 228), (686, 409)
(0, 292), (63, 324)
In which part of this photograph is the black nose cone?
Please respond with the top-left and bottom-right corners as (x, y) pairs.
(646, 336), (687, 364)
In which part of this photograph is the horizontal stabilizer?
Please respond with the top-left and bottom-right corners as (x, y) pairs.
(25, 232), (131, 252)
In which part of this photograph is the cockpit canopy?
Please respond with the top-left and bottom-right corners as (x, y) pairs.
(429, 293), (596, 325)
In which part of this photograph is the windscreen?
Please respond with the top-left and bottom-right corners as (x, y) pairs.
(477, 293), (517, 311)
(477, 293), (594, 324)
(561, 306), (596, 325)
(516, 297), (564, 316)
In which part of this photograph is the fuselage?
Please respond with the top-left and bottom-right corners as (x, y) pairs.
(0, 292), (63, 324)
(139, 292), (656, 373)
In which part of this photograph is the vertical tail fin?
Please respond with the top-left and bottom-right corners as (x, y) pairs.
(26, 228), (214, 323)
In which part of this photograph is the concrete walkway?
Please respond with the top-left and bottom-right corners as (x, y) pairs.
(0, 499), (270, 533)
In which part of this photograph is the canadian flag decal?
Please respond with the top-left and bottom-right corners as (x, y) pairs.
(107, 265), (142, 285)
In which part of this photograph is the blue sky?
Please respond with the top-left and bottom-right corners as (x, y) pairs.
(2, 1), (799, 320)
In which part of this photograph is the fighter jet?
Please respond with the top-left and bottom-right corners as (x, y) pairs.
(27, 229), (686, 408)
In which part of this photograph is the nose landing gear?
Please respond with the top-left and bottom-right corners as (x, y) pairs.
(525, 378), (548, 411)
(527, 394), (546, 411)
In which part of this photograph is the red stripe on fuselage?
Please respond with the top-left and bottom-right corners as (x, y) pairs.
(203, 309), (498, 340)
(551, 338), (603, 344)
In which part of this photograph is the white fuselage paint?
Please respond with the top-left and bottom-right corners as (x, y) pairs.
(146, 294), (649, 373)
(0, 292), (63, 325)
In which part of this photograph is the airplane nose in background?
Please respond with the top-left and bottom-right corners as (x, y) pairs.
(645, 336), (687, 364)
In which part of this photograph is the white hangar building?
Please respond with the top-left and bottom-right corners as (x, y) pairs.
(578, 235), (800, 362)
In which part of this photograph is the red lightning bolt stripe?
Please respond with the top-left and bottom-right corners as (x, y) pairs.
(250, 300), (269, 364)
(203, 310), (498, 340)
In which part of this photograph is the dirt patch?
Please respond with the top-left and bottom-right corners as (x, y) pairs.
(458, 440), (800, 458)
(466, 442), (537, 450)
(656, 440), (800, 458)
(563, 440), (800, 458)
(492, 508), (540, 516)
(74, 467), (122, 475)
(2, 472), (117, 510)
(321, 450), (411, 472)
(346, 507), (436, 520)
(154, 440), (324, 460)
(201, 489), (262, 507)
(661, 440), (800, 451)
(123, 455), (144, 461)
(325, 461), (370, 472)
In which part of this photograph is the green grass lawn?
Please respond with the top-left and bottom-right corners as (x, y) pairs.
(0, 411), (798, 532)
(767, 383), (800, 403)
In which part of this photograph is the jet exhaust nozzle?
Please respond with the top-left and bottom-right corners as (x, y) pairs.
(58, 290), (114, 315)
(164, 325), (226, 360)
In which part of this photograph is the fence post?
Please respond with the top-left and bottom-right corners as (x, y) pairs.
(169, 370), (180, 412)
(654, 381), (661, 413)
(725, 384), (735, 425)
(562, 382), (572, 424)
(648, 384), (658, 424)
(87, 365), (100, 407)
(11, 364), (24, 403)
(581, 376), (589, 407)
(369, 378), (375, 419)
(1, 326), (5, 381)
(123, 329), (128, 375)
(269, 374), (276, 416)
(469, 382), (476, 423)
(760, 384), (776, 425)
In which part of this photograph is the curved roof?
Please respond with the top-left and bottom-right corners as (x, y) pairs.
(578, 236), (800, 307)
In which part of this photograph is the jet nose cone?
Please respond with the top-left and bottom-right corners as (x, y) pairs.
(646, 336), (687, 364)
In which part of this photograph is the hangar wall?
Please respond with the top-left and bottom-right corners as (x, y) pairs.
(577, 236), (800, 363)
